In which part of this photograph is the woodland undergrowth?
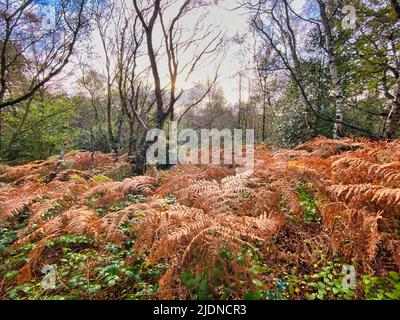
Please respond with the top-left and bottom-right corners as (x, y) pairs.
(0, 137), (399, 300)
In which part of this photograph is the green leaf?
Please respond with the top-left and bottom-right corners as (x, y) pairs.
(252, 279), (264, 287)
(306, 293), (317, 300)
(5, 270), (18, 281)
(244, 291), (262, 300)
(385, 292), (400, 300)
(9, 290), (18, 300)
(332, 287), (339, 294)
(107, 279), (116, 286)
(389, 271), (399, 282)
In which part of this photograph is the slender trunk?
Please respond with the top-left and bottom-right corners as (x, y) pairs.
(91, 151), (97, 170)
(318, 0), (345, 139)
(135, 4), (166, 130)
(144, 27), (164, 129)
(383, 77), (400, 139)
(128, 120), (136, 158)
(106, 88), (115, 153)
(0, 109), (2, 153)
(133, 151), (146, 175)
(238, 74), (242, 128)
(262, 92), (266, 142)
(115, 105), (125, 152)
(133, 136), (150, 175)
(88, 88), (108, 145)
(382, 0), (400, 139)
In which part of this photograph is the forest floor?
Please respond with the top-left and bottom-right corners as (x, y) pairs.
(0, 137), (399, 300)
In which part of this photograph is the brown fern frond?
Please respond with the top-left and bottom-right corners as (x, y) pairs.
(328, 184), (400, 215)
(70, 151), (114, 171)
(321, 202), (381, 262)
(295, 136), (363, 158)
(83, 181), (117, 199)
(388, 240), (400, 271)
(12, 216), (63, 248)
(19, 198), (63, 237)
(117, 176), (158, 195)
(83, 176), (158, 204)
(328, 184), (382, 202)
(79, 176), (158, 208)
(175, 180), (220, 206)
(135, 203), (283, 299)
(221, 170), (253, 188)
(100, 210), (132, 244)
(271, 180), (303, 216)
(0, 195), (39, 219)
(331, 157), (375, 184)
(156, 166), (204, 196)
(370, 162), (400, 187)
(64, 207), (103, 241)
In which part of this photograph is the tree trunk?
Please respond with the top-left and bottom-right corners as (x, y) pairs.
(383, 0), (400, 139)
(0, 109), (2, 153)
(45, 141), (69, 184)
(128, 121), (136, 158)
(318, 0), (345, 139)
(132, 150), (146, 175)
(132, 138), (149, 176)
(382, 77), (400, 139)
(262, 92), (266, 142)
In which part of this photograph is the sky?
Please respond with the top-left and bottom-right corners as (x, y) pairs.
(206, 0), (305, 103)
(71, 0), (252, 104)
(68, 0), (306, 105)
(187, 1), (252, 104)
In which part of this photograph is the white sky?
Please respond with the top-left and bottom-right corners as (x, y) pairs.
(207, 0), (305, 103)
(192, 1), (251, 104)
(66, 0), (251, 104)
(66, 0), (306, 105)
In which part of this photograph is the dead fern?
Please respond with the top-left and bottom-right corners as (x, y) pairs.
(2, 139), (400, 298)
(321, 202), (381, 263)
(134, 204), (283, 298)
